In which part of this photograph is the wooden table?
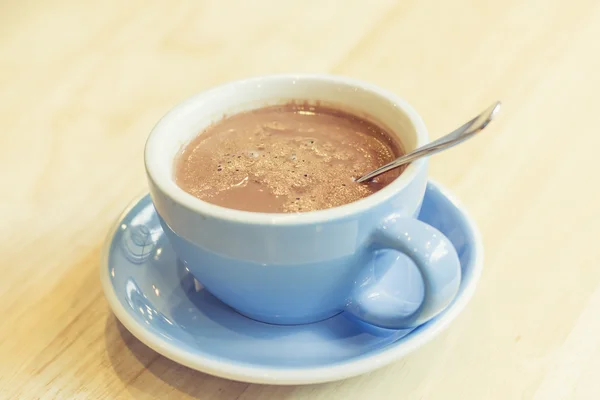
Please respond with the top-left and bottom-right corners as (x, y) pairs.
(2, 0), (599, 398)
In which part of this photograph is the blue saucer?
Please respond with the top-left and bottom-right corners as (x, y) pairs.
(101, 180), (483, 384)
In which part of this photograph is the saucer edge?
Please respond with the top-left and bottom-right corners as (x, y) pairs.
(100, 179), (483, 385)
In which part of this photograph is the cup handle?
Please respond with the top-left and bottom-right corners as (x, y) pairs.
(344, 217), (462, 329)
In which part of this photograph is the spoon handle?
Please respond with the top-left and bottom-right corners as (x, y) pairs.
(355, 101), (501, 183)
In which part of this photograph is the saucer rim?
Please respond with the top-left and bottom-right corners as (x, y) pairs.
(100, 179), (484, 385)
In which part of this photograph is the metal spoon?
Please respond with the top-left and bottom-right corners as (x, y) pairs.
(355, 101), (501, 183)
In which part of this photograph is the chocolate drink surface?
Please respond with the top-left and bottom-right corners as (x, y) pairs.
(174, 103), (404, 213)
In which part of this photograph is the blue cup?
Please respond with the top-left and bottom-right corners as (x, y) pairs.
(145, 74), (461, 329)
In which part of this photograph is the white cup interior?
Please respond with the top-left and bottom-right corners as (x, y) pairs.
(145, 74), (429, 221)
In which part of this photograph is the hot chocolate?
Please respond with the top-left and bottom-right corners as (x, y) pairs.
(174, 103), (404, 213)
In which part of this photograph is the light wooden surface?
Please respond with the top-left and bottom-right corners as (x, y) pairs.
(1, 0), (599, 398)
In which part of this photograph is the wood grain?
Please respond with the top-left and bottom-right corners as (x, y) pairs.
(1, 0), (599, 398)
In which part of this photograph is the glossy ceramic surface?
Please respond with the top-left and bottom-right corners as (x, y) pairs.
(145, 74), (461, 327)
(101, 180), (483, 384)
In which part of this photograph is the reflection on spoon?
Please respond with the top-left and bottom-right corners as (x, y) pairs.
(356, 102), (501, 183)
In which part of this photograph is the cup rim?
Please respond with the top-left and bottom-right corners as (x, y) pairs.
(144, 73), (429, 225)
